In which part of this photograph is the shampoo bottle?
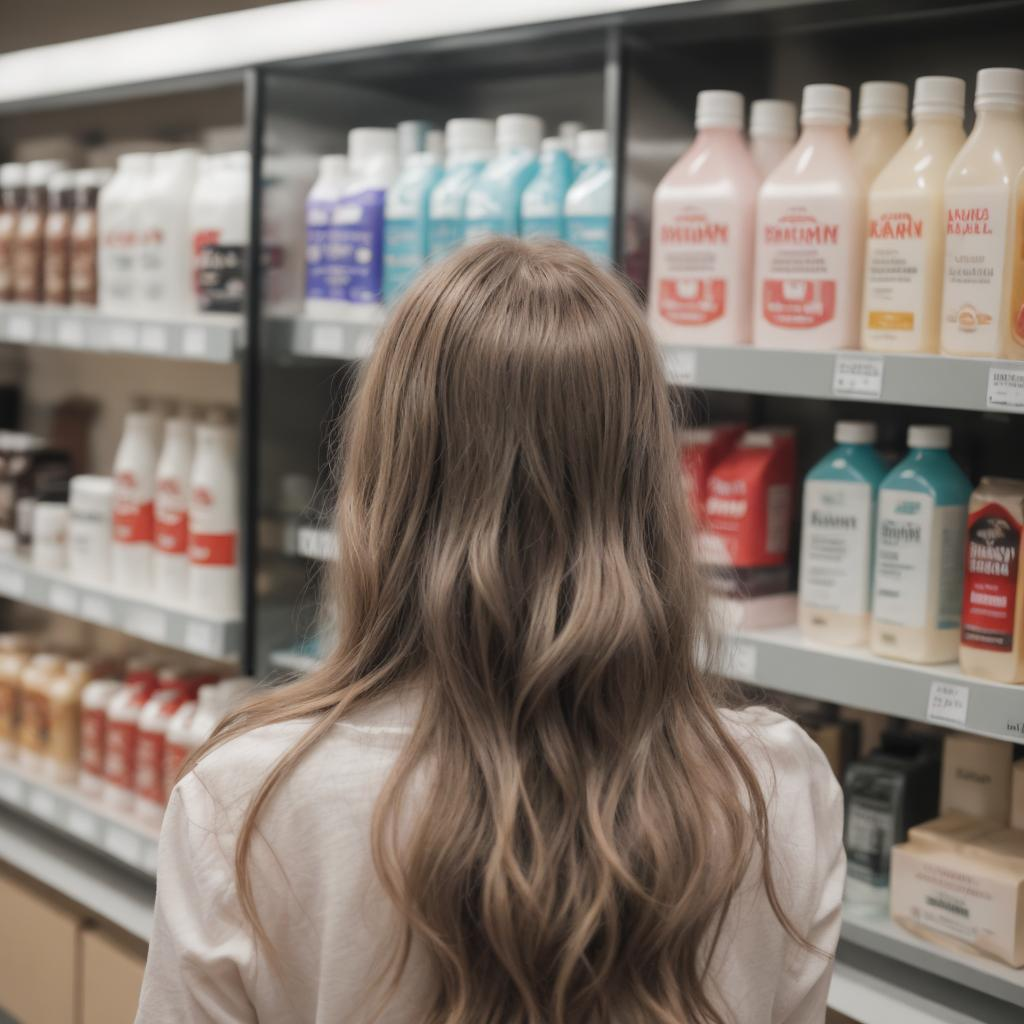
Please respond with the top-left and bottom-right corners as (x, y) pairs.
(749, 99), (798, 179)
(565, 129), (615, 266)
(520, 138), (574, 240)
(852, 81), (910, 187)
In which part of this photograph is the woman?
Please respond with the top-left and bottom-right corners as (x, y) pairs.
(138, 239), (844, 1024)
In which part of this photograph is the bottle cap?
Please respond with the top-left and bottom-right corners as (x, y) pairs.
(317, 154), (348, 180)
(912, 76), (966, 118)
(575, 129), (608, 161)
(907, 424), (952, 450)
(695, 90), (744, 131)
(444, 118), (495, 156)
(800, 84), (851, 127)
(46, 170), (75, 194)
(558, 121), (584, 148)
(26, 159), (68, 188)
(834, 421), (877, 445)
(749, 99), (797, 140)
(425, 129), (444, 159)
(69, 474), (115, 502)
(396, 120), (430, 162)
(495, 114), (543, 153)
(858, 81), (909, 120)
(974, 67), (1024, 112)
(0, 163), (26, 188)
(540, 136), (569, 155)
(348, 128), (398, 167)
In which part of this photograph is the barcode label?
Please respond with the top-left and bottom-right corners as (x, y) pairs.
(139, 324), (168, 354)
(109, 322), (138, 351)
(183, 620), (218, 657)
(182, 326), (208, 358)
(310, 324), (347, 357)
(81, 594), (114, 625)
(832, 354), (884, 399)
(926, 681), (969, 727)
(124, 607), (167, 643)
(663, 348), (697, 385)
(986, 367), (1024, 412)
(57, 318), (86, 348)
(48, 584), (78, 616)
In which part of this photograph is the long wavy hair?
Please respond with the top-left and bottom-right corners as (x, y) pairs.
(195, 238), (804, 1023)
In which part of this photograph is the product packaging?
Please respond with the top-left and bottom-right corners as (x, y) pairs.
(263, 153), (318, 316)
(748, 99), (797, 179)
(31, 501), (69, 572)
(1012, 760), (1024, 830)
(0, 163), (26, 301)
(193, 151), (251, 314)
(0, 635), (32, 758)
(42, 170), (76, 305)
(103, 660), (158, 810)
(851, 80), (909, 187)
(520, 137), (574, 241)
(677, 422), (745, 522)
(428, 118), (495, 262)
(14, 159), (67, 303)
(70, 169), (110, 306)
(98, 153), (151, 314)
(940, 734), (1014, 824)
(68, 475), (114, 584)
(112, 410), (160, 594)
(154, 416), (195, 606)
(18, 653), (65, 771)
(79, 678), (121, 796)
(564, 129), (614, 266)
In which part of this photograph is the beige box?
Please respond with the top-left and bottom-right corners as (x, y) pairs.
(940, 734), (1014, 823)
(1012, 760), (1024, 832)
(891, 815), (1024, 967)
(81, 925), (147, 1024)
(0, 870), (81, 1024)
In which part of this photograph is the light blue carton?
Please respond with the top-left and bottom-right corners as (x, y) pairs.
(383, 151), (444, 303)
(520, 139), (574, 240)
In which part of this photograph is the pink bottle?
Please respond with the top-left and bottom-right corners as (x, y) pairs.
(648, 90), (760, 345)
(753, 84), (866, 349)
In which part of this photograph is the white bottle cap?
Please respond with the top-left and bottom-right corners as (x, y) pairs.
(858, 81), (909, 120)
(26, 159), (68, 187)
(347, 128), (398, 167)
(800, 84), (851, 127)
(907, 424), (952, 450)
(912, 76), (966, 118)
(46, 170), (75, 194)
(495, 114), (543, 153)
(396, 120), (429, 162)
(317, 154), (348, 180)
(749, 99), (797, 140)
(444, 118), (495, 156)
(834, 421), (877, 445)
(69, 474), (115, 502)
(86, 168), (113, 189)
(695, 90), (744, 131)
(974, 67), (1024, 112)
(540, 136), (568, 155)
(425, 129), (444, 159)
(0, 163), (25, 188)
(558, 121), (584, 148)
(575, 129), (608, 161)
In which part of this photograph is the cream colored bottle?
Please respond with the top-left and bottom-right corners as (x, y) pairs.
(852, 81), (909, 187)
(18, 652), (65, 770)
(941, 67), (1024, 357)
(46, 658), (96, 783)
(862, 77), (966, 353)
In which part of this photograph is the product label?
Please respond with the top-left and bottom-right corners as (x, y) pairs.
(104, 719), (136, 789)
(333, 188), (386, 305)
(521, 216), (562, 240)
(566, 215), (613, 267)
(382, 216), (425, 303)
(155, 478), (188, 554)
(196, 241), (245, 313)
(846, 798), (895, 884)
(44, 222), (71, 305)
(189, 531), (237, 567)
(101, 219), (138, 306)
(138, 223), (170, 303)
(0, 214), (16, 300)
(941, 189), (1009, 354)
(962, 502), (1021, 651)
(305, 198), (345, 301)
(13, 212), (44, 302)
(135, 729), (164, 802)
(863, 199), (930, 348)
(113, 470), (154, 544)
(428, 218), (463, 262)
(705, 476), (790, 568)
(798, 480), (873, 616)
(80, 706), (106, 775)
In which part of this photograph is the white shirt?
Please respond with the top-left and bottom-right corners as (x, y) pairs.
(137, 701), (845, 1023)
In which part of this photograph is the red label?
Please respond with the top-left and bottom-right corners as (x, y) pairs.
(961, 502), (1022, 651)
(80, 707), (106, 775)
(657, 278), (725, 325)
(189, 531), (237, 567)
(869, 211), (924, 240)
(762, 279), (836, 329)
(104, 719), (137, 789)
(163, 741), (191, 800)
(155, 512), (188, 553)
(114, 499), (154, 543)
(135, 729), (165, 803)
(947, 207), (992, 236)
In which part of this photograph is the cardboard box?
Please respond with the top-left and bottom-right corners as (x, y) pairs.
(0, 869), (80, 1024)
(940, 734), (1013, 824)
(81, 925), (147, 1024)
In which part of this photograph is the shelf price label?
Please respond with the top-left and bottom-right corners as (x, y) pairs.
(986, 366), (1024, 412)
(926, 681), (969, 727)
(56, 318), (86, 348)
(81, 594), (114, 626)
(832, 354), (884, 399)
(27, 788), (58, 821)
(309, 323), (347, 358)
(183, 620), (219, 657)
(6, 313), (34, 343)
(108, 322), (138, 351)
(124, 607), (168, 643)
(48, 584), (78, 616)
(182, 325), (209, 359)
(663, 348), (697, 385)
(104, 826), (143, 867)
(67, 807), (101, 843)
(139, 324), (169, 355)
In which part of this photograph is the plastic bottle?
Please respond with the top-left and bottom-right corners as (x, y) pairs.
(520, 138), (574, 240)
(0, 635), (32, 758)
(749, 99), (798, 179)
(559, 121), (584, 159)
(163, 696), (197, 799)
(194, 151), (251, 314)
(31, 500), (69, 571)
(103, 660), (158, 810)
(14, 159), (66, 303)
(941, 68), (1024, 358)
(464, 114), (543, 242)
(188, 416), (240, 618)
(862, 77), (967, 354)
(565, 129), (615, 267)
(871, 425), (971, 664)
(68, 474), (114, 584)
(397, 120), (431, 164)
(798, 421), (888, 646)
(154, 415), (194, 605)
(43, 169), (76, 304)
(0, 163), (26, 301)
(45, 658), (97, 783)
(262, 154), (317, 317)
(852, 81), (910, 187)
(383, 144), (444, 302)
(138, 148), (199, 317)
(112, 408), (160, 594)
(304, 154), (349, 316)
(79, 677), (120, 796)
(187, 676), (253, 750)
(428, 118), (495, 262)
(649, 92), (759, 344)
(98, 152), (151, 314)
(70, 169), (110, 306)
(18, 653), (65, 771)
(754, 84), (865, 349)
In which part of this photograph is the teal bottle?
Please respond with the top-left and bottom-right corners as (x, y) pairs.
(520, 138), (574, 240)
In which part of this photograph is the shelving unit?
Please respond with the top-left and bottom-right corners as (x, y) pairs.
(271, 313), (384, 362)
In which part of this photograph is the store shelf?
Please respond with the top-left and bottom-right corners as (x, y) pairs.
(725, 626), (1024, 745)
(661, 345), (1024, 415)
(295, 526), (337, 561)
(0, 304), (241, 363)
(271, 312), (385, 362)
(0, 757), (158, 879)
(0, 556), (242, 660)
(269, 648), (320, 674)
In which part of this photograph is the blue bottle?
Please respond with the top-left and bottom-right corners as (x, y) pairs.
(427, 118), (495, 262)
(520, 138), (574, 240)
(798, 420), (888, 646)
(870, 425), (972, 664)
(464, 114), (543, 241)
(565, 129), (615, 266)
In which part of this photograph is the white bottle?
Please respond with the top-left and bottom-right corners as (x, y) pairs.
(396, 120), (431, 163)
(852, 81), (910, 187)
(559, 121), (584, 156)
(112, 409), (160, 593)
(304, 154), (350, 316)
(162, 697), (197, 799)
(79, 678), (120, 796)
(154, 415), (195, 606)
(753, 84), (865, 349)
(565, 129), (616, 267)
(138, 148), (199, 317)
(97, 152), (151, 314)
(188, 416), (240, 618)
(940, 67), (1024, 358)
(68, 475), (115, 584)
(749, 99), (798, 179)
(862, 77), (967, 353)
(263, 153), (318, 316)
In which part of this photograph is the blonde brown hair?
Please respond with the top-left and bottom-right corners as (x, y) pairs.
(196, 238), (803, 1023)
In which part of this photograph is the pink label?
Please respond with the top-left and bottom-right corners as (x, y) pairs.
(763, 279), (836, 329)
(657, 278), (725, 325)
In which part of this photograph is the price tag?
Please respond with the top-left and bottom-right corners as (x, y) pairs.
(48, 584), (78, 616)
(0, 565), (26, 597)
(56, 317), (86, 348)
(109, 322), (138, 351)
(663, 348), (697, 385)
(81, 594), (114, 625)
(182, 325), (209, 359)
(725, 641), (758, 682)
(183, 620), (218, 657)
(6, 313), (34, 342)
(353, 330), (376, 358)
(309, 323), (346, 358)
(927, 681), (969, 727)
(27, 788), (58, 822)
(297, 528), (337, 561)
(0, 773), (24, 805)
(104, 826), (143, 867)
(986, 366), (1024, 412)
(832, 354), (885, 399)
(124, 607), (167, 643)
(139, 324), (169, 355)
(67, 807), (100, 843)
